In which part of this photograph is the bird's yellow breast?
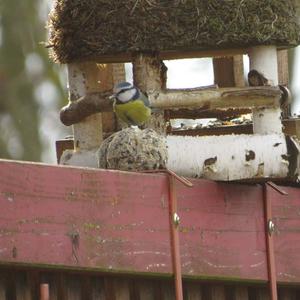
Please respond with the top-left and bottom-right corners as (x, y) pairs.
(114, 100), (151, 126)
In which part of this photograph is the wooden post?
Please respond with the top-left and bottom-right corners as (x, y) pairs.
(62, 62), (121, 166)
(132, 53), (167, 134)
(249, 46), (282, 134)
(67, 62), (103, 150)
(233, 55), (245, 87)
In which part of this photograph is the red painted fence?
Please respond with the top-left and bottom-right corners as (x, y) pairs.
(0, 159), (299, 284)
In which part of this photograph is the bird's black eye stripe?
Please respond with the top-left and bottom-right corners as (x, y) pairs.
(116, 86), (134, 96)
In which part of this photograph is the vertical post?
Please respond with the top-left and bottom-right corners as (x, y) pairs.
(249, 46), (282, 134)
(263, 184), (278, 300)
(168, 175), (183, 300)
(67, 62), (103, 150)
(132, 53), (167, 134)
(40, 284), (50, 300)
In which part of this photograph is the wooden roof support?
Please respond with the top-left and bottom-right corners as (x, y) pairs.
(249, 46), (282, 135)
(132, 53), (167, 134)
(59, 86), (281, 126)
(149, 86), (281, 110)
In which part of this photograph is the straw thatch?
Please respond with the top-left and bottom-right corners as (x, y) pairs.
(48, 0), (300, 63)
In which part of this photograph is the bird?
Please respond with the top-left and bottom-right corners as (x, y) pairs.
(110, 82), (151, 127)
(248, 69), (270, 86)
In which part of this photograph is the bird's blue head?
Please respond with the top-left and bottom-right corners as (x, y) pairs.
(111, 82), (139, 103)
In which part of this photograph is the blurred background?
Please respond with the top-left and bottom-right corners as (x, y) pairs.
(0, 1), (299, 164)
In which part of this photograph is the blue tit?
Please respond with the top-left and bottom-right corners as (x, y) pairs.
(110, 82), (151, 127)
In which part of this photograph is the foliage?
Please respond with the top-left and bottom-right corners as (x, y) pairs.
(0, 1), (66, 161)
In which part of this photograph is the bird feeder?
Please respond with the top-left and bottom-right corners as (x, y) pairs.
(49, 0), (300, 182)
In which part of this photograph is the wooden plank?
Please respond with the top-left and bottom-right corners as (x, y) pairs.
(114, 278), (130, 300)
(15, 272), (31, 300)
(66, 275), (82, 300)
(184, 282), (202, 300)
(88, 48), (249, 64)
(0, 160), (300, 283)
(279, 288), (297, 300)
(161, 281), (175, 300)
(170, 124), (253, 137)
(269, 186), (300, 284)
(255, 288), (270, 300)
(0, 272), (6, 300)
(233, 286), (249, 300)
(233, 55), (245, 87)
(277, 50), (289, 86)
(170, 118), (298, 137)
(213, 57), (235, 87)
(90, 277), (105, 300)
(209, 285), (226, 300)
(136, 280), (157, 300)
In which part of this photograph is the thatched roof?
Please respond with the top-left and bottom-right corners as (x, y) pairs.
(48, 0), (300, 64)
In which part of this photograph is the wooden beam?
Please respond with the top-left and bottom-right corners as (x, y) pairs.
(167, 133), (289, 180)
(79, 48), (249, 64)
(0, 160), (300, 282)
(169, 124), (253, 136)
(167, 108), (251, 120)
(67, 63), (104, 151)
(60, 86), (281, 126)
(149, 86), (281, 110)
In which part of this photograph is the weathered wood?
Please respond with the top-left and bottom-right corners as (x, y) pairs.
(167, 108), (251, 120)
(90, 277), (105, 300)
(0, 272), (5, 300)
(169, 124), (253, 137)
(167, 134), (289, 180)
(255, 288), (270, 300)
(78, 48), (248, 64)
(1, 160), (300, 283)
(233, 55), (245, 87)
(114, 278), (131, 300)
(279, 288), (297, 300)
(249, 46), (282, 135)
(233, 286), (249, 300)
(209, 285), (226, 300)
(59, 86), (280, 126)
(169, 118), (299, 137)
(184, 283), (202, 300)
(15, 272), (31, 300)
(277, 50), (289, 86)
(149, 87), (281, 110)
(67, 63), (103, 150)
(213, 57), (235, 87)
(161, 282), (175, 300)
(132, 53), (167, 134)
(66, 275), (82, 300)
(136, 280), (157, 300)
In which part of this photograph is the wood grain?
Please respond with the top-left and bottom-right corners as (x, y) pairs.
(0, 160), (300, 284)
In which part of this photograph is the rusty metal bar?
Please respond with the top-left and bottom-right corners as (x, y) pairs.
(141, 169), (192, 300)
(263, 182), (278, 300)
(168, 174), (183, 300)
(40, 283), (50, 300)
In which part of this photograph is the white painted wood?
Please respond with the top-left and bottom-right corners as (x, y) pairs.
(166, 134), (289, 180)
(249, 46), (282, 134)
(67, 63), (103, 150)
